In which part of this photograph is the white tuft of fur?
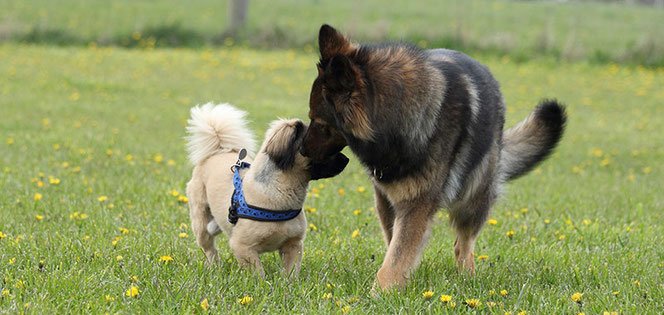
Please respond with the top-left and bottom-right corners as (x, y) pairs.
(185, 102), (257, 165)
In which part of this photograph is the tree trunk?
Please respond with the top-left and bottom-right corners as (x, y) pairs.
(228, 0), (250, 34)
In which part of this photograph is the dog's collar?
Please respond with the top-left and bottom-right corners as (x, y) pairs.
(228, 151), (302, 225)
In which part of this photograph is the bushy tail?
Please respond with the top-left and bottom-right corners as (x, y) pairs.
(500, 99), (567, 181)
(185, 102), (257, 165)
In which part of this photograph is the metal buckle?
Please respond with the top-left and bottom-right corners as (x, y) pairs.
(373, 168), (383, 180)
(230, 148), (248, 173)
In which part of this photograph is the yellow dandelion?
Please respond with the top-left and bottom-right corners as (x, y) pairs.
(322, 292), (332, 300)
(167, 160), (176, 166)
(520, 208), (528, 214)
(440, 294), (452, 303)
(559, 235), (566, 240)
(177, 195), (188, 203)
(154, 154), (163, 163)
(465, 299), (481, 307)
(98, 195), (107, 202)
(6, 138), (14, 145)
(200, 298), (209, 310)
(80, 214), (88, 219)
(571, 292), (583, 303)
(159, 255), (174, 264)
(506, 230), (515, 237)
(486, 301), (496, 307)
(34, 214), (44, 220)
(126, 286), (139, 297)
(518, 312), (527, 315)
(449, 302), (457, 308)
(488, 219), (498, 225)
(478, 255), (488, 260)
(53, 144), (60, 150)
(0, 231), (6, 239)
(583, 219), (591, 225)
(2, 289), (9, 296)
(353, 209), (362, 215)
(612, 291), (619, 296)
(643, 167), (651, 174)
(305, 207), (316, 213)
(238, 296), (253, 305)
(544, 219), (550, 224)
(308, 224), (317, 231)
(351, 229), (359, 239)
(116, 255), (123, 261)
(422, 291), (434, 299)
(119, 228), (129, 234)
(37, 181), (44, 187)
(357, 186), (366, 192)
(338, 189), (344, 195)
(49, 178), (60, 185)
(34, 193), (42, 201)
(600, 158), (610, 166)
(634, 280), (640, 287)
(500, 289), (508, 296)
(592, 148), (603, 157)
(178, 232), (188, 238)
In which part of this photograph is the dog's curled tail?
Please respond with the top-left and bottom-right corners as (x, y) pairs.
(499, 99), (567, 182)
(185, 102), (257, 165)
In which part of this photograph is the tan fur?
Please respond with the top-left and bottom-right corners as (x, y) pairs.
(186, 119), (310, 278)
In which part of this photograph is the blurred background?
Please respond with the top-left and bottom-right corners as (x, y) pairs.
(1, 0), (663, 66)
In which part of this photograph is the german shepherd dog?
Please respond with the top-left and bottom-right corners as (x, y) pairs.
(301, 25), (566, 290)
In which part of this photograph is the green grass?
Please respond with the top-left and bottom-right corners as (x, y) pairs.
(1, 43), (663, 313)
(1, 0), (664, 66)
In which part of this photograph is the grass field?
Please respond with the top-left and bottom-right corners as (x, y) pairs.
(2, 0), (664, 66)
(1, 43), (663, 313)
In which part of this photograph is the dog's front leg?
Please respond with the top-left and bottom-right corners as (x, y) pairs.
(279, 237), (304, 279)
(375, 198), (438, 290)
(374, 186), (396, 246)
(230, 239), (265, 277)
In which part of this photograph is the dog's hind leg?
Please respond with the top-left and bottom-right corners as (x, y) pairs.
(279, 237), (304, 279)
(375, 197), (439, 290)
(187, 178), (219, 265)
(449, 183), (495, 274)
(374, 187), (397, 246)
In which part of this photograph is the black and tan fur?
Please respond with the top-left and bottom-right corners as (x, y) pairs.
(301, 25), (566, 289)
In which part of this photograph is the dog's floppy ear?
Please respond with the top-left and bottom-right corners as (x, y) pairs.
(309, 152), (350, 180)
(265, 120), (304, 170)
(319, 24), (354, 61)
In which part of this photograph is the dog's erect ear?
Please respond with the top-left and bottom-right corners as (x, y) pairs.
(309, 152), (350, 180)
(322, 55), (375, 141)
(265, 121), (304, 170)
(324, 54), (360, 92)
(319, 24), (354, 61)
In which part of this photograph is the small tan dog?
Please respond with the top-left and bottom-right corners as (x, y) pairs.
(185, 103), (348, 277)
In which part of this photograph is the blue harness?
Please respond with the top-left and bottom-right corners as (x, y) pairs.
(228, 153), (302, 224)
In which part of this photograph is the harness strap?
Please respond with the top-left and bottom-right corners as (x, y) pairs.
(228, 161), (302, 224)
